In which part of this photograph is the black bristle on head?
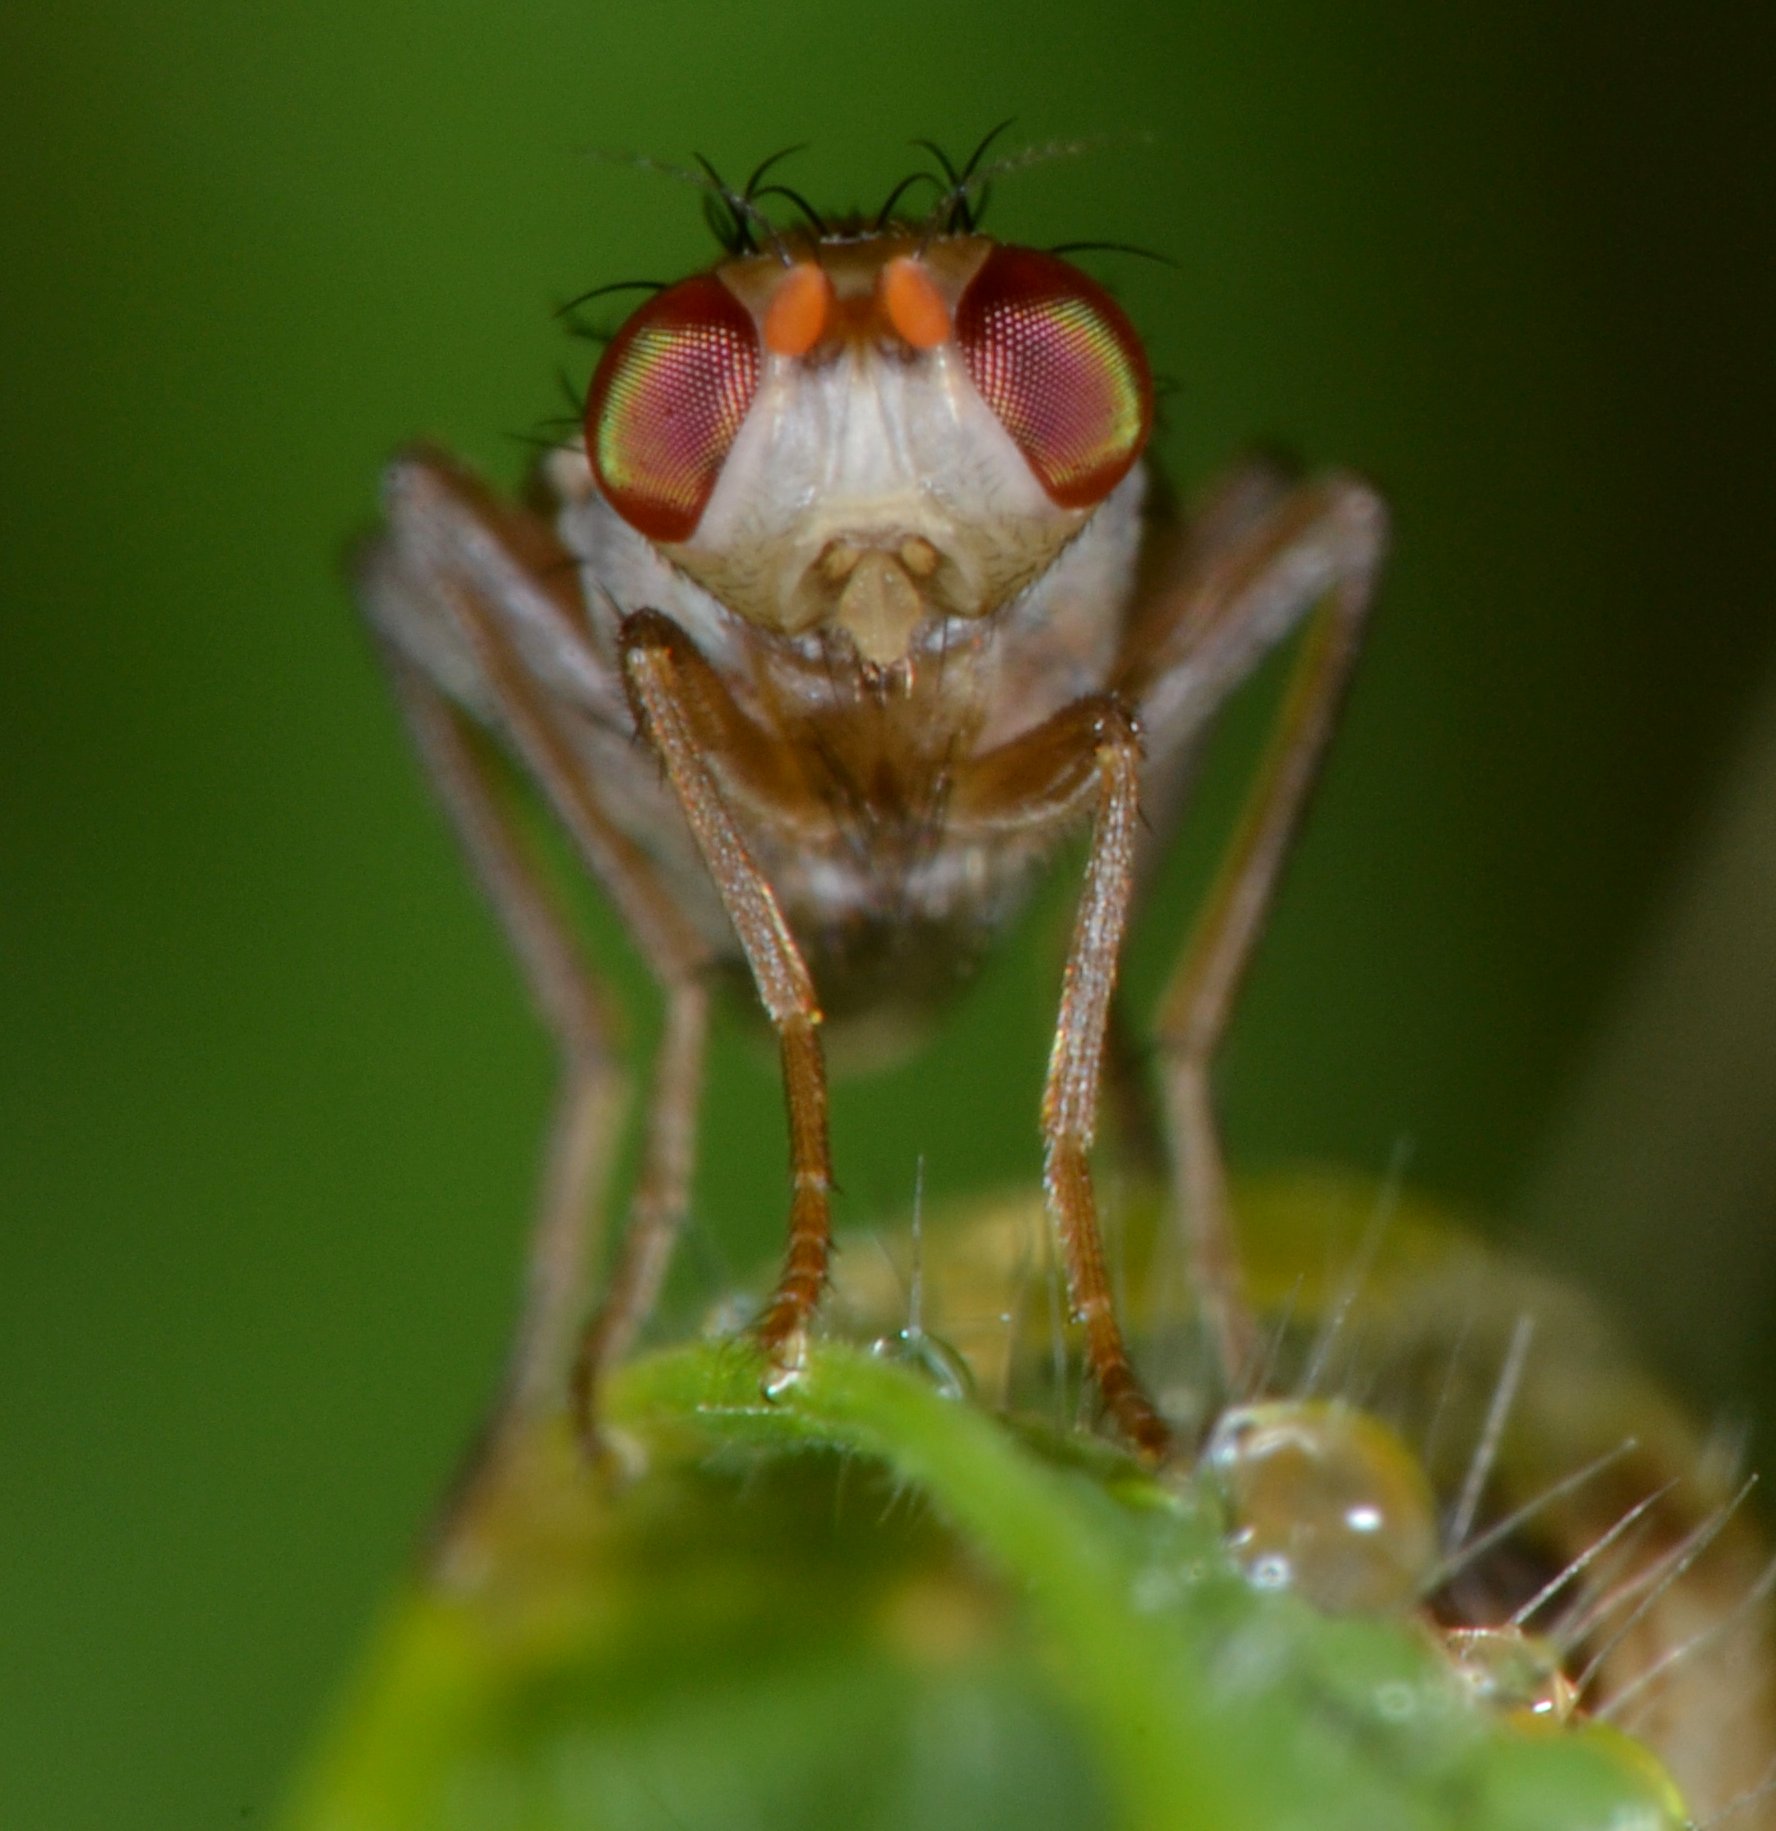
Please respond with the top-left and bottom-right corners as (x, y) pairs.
(742, 143), (810, 204)
(750, 183), (828, 238)
(914, 120), (1018, 235)
(694, 153), (755, 256)
(874, 168), (947, 230)
(909, 137), (970, 232)
(581, 131), (1145, 299)
(911, 137), (962, 188)
(552, 278), (667, 321)
(702, 190), (737, 254)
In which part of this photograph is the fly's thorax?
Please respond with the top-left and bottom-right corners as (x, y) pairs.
(580, 228), (1155, 668)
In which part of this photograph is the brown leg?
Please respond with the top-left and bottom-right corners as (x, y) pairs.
(1141, 477), (1387, 1384)
(1041, 703), (1173, 1459)
(361, 452), (722, 1461)
(619, 610), (836, 1387)
(570, 976), (708, 1416)
(431, 587), (727, 1438)
(952, 694), (1171, 1457)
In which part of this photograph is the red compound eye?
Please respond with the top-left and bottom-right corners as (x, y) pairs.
(587, 272), (761, 542)
(956, 245), (1153, 509)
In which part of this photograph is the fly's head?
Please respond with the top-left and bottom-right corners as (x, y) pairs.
(583, 229), (1154, 666)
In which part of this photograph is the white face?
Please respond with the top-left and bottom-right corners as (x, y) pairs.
(581, 231), (1154, 664)
(676, 341), (1083, 653)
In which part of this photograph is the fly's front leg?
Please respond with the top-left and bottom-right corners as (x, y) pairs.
(954, 696), (1171, 1460)
(1044, 707), (1173, 1459)
(1128, 474), (1388, 1387)
(618, 610), (834, 1390)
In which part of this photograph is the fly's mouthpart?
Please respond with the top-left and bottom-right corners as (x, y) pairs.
(835, 550), (925, 667)
(791, 531), (977, 664)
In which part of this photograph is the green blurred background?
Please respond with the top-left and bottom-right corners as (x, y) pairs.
(3, 3), (1772, 1825)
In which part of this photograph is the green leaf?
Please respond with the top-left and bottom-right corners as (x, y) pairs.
(285, 1233), (1692, 1831)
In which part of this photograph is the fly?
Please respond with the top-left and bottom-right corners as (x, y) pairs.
(355, 138), (1387, 1468)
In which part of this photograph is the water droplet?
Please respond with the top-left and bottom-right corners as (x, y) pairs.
(1444, 1626), (1576, 1724)
(870, 1327), (976, 1401)
(1204, 1398), (1440, 1614)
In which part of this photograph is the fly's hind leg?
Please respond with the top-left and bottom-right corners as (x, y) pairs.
(418, 569), (715, 1450)
(379, 648), (628, 1433)
(1127, 474), (1388, 1389)
(570, 973), (708, 1425)
(360, 452), (715, 1477)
